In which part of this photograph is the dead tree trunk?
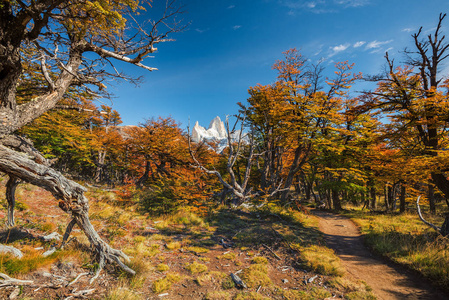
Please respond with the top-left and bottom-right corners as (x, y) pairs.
(416, 196), (448, 236)
(0, 141), (135, 278)
(5, 175), (19, 227)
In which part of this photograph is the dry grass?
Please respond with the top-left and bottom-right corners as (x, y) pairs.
(105, 285), (141, 300)
(185, 261), (208, 274)
(241, 262), (272, 288)
(327, 277), (375, 299)
(300, 245), (345, 276)
(344, 209), (449, 291)
(0, 181), (376, 299)
(152, 272), (182, 294)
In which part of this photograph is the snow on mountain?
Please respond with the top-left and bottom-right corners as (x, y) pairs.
(191, 116), (245, 152)
(192, 116), (227, 143)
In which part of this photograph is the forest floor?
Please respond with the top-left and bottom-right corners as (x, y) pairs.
(313, 210), (448, 300)
(0, 179), (378, 299)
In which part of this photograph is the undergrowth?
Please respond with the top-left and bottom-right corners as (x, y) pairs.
(0, 182), (373, 299)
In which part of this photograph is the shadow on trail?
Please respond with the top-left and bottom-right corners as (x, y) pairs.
(313, 209), (448, 300)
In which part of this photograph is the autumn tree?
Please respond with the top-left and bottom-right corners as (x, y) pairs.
(125, 117), (219, 214)
(91, 105), (124, 183)
(244, 49), (361, 207)
(358, 14), (449, 234)
(0, 0), (183, 278)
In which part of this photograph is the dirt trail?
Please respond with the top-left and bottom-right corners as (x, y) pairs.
(313, 210), (447, 300)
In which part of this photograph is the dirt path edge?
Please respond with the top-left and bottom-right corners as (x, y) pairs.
(313, 209), (447, 300)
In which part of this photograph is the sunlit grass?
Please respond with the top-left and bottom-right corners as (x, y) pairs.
(0, 247), (78, 275)
(344, 209), (449, 291)
(185, 261), (208, 274)
(152, 272), (182, 294)
(300, 244), (345, 276)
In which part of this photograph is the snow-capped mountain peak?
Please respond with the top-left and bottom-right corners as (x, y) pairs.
(192, 116), (227, 142)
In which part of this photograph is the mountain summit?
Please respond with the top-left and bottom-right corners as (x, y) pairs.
(192, 116), (227, 142)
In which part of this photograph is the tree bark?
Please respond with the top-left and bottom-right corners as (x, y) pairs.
(428, 184), (436, 215)
(399, 184), (406, 213)
(332, 189), (341, 210)
(370, 185), (376, 209)
(5, 175), (19, 227)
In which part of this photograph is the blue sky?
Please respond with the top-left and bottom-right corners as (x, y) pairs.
(107, 0), (449, 128)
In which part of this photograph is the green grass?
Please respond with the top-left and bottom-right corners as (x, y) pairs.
(0, 248), (77, 276)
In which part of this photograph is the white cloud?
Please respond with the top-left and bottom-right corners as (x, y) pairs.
(353, 41), (366, 48)
(328, 43), (350, 57)
(402, 28), (414, 32)
(334, 0), (370, 7)
(280, 0), (369, 13)
(332, 44), (350, 52)
(232, 25), (241, 30)
(365, 40), (393, 49)
(227, 5), (235, 9)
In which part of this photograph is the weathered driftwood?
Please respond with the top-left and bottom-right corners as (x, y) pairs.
(230, 272), (247, 289)
(0, 244), (23, 258)
(0, 142), (135, 279)
(416, 196), (449, 236)
(42, 232), (62, 242)
(5, 175), (19, 227)
(0, 272), (33, 287)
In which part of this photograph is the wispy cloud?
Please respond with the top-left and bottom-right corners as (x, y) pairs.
(227, 5), (235, 9)
(195, 28), (208, 33)
(332, 44), (350, 52)
(401, 27), (414, 32)
(365, 40), (393, 49)
(232, 25), (241, 30)
(334, 0), (370, 7)
(328, 43), (350, 57)
(353, 41), (366, 48)
(279, 0), (369, 14)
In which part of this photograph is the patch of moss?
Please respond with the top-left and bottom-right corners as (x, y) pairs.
(301, 245), (345, 276)
(251, 256), (268, 264)
(205, 291), (231, 300)
(217, 252), (236, 260)
(152, 272), (181, 294)
(185, 261), (208, 274)
(156, 263), (169, 272)
(165, 241), (181, 250)
(187, 246), (210, 254)
(241, 264), (271, 288)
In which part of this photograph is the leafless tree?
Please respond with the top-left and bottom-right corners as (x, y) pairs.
(188, 115), (262, 206)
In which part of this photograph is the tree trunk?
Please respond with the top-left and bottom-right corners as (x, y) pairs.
(441, 214), (449, 236)
(370, 186), (376, 209)
(384, 186), (390, 211)
(428, 184), (436, 215)
(281, 145), (309, 202)
(399, 184), (406, 213)
(332, 189), (341, 210)
(5, 175), (19, 227)
(136, 160), (151, 189)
